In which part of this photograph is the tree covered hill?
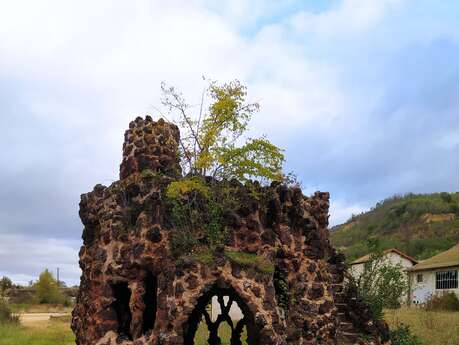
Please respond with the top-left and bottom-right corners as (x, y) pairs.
(330, 192), (459, 262)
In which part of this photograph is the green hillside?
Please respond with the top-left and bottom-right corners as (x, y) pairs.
(330, 192), (459, 262)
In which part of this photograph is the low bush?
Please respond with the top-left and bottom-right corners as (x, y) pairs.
(424, 292), (459, 311)
(0, 299), (19, 324)
(390, 323), (423, 345)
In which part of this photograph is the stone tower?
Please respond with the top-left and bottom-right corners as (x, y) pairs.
(72, 116), (391, 345)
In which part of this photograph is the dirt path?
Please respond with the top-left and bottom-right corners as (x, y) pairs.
(19, 313), (70, 328)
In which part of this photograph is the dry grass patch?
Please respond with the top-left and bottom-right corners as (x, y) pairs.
(385, 307), (459, 345)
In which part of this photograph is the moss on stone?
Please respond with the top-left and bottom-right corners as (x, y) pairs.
(190, 250), (214, 265)
(225, 250), (274, 275)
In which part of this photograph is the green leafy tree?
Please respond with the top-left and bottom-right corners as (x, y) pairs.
(350, 240), (409, 320)
(161, 79), (284, 182)
(0, 276), (13, 297)
(160, 80), (285, 257)
(34, 269), (65, 304)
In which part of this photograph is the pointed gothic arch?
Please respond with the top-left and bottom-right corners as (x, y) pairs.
(184, 282), (260, 345)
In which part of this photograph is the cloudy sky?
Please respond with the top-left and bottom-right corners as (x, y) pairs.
(1, 0), (459, 285)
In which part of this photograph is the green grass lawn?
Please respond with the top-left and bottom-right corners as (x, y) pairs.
(3, 308), (458, 345)
(385, 308), (459, 345)
(0, 318), (246, 345)
(194, 321), (247, 345)
(0, 320), (75, 345)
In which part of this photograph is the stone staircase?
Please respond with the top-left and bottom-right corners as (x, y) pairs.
(332, 283), (361, 345)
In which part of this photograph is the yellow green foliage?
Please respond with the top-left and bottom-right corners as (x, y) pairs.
(161, 79), (284, 183)
(166, 177), (210, 199)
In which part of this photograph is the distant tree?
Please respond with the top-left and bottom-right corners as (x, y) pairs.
(350, 240), (408, 320)
(440, 192), (453, 204)
(0, 276), (13, 297)
(34, 269), (65, 304)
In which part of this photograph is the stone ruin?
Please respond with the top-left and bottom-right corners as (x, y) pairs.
(72, 116), (391, 345)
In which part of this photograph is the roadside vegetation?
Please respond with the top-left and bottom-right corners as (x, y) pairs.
(331, 192), (459, 261)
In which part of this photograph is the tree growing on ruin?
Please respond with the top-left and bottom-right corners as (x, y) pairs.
(160, 80), (286, 256)
(161, 79), (284, 183)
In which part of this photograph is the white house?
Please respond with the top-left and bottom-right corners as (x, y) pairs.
(349, 248), (418, 280)
(409, 243), (459, 304)
(348, 248), (418, 305)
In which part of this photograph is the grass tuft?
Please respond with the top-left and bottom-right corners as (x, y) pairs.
(225, 250), (274, 275)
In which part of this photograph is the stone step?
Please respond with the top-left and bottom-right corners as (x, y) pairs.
(338, 312), (347, 319)
(331, 284), (344, 293)
(334, 293), (345, 303)
(335, 303), (347, 313)
(337, 331), (360, 344)
(338, 321), (355, 333)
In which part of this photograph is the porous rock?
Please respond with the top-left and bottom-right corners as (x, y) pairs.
(72, 116), (391, 345)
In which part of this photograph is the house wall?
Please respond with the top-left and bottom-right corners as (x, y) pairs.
(349, 253), (414, 280)
(409, 266), (459, 304)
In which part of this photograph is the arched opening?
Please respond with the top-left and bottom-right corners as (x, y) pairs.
(142, 272), (158, 333)
(109, 273), (158, 340)
(111, 282), (132, 340)
(184, 283), (259, 345)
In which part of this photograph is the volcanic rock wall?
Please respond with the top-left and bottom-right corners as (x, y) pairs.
(72, 116), (391, 345)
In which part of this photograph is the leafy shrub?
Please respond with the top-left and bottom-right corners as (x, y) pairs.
(170, 228), (198, 258)
(351, 241), (408, 320)
(390, 324), (423, 345)
(424, 292), (459, 311)
(0, 299), (19, 324)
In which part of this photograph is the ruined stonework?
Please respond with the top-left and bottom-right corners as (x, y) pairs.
(72, 116), (391, 345)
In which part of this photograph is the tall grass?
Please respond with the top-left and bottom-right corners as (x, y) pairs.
(0, 320), (74, 345)
(385, 308), (459, 345)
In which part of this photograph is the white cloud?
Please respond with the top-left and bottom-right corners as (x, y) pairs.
(289, 0), (407, 36)
(0, 233), (80, 286)
(329, 200), (367, 226)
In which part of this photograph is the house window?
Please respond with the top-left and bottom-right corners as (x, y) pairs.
(435, 270), (458, 290)
(416, 274), (423, 283)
